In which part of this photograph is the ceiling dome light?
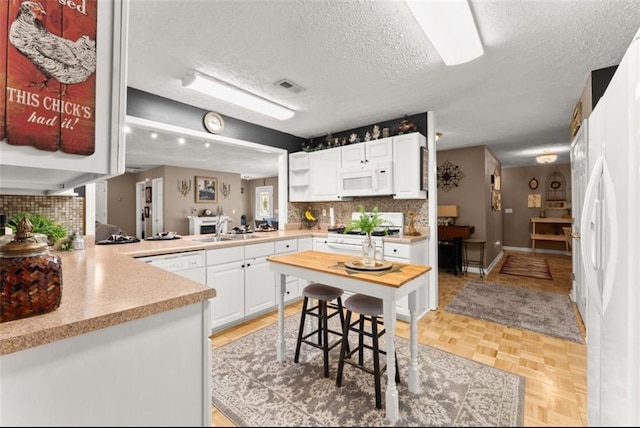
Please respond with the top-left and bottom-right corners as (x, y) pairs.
(536, 151), (558, 164)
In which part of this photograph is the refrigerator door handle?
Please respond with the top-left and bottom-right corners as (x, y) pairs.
(580, 155), (619, 316)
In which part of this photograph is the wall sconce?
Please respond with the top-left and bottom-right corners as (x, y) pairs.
(221, 182), (230, 198)
(178, 179), (191, 197)
(536, 151), (558, 164)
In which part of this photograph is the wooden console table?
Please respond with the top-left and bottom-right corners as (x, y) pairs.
(531, 217), (572, 254)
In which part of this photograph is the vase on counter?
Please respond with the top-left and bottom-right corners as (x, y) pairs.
(361, 233), (376, 267)
(0, 217), (63, 323)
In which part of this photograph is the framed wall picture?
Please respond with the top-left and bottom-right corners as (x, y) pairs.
(144, 206), (150, 218)
(145, 186), (152, 203)
(195, 176), (217, 203)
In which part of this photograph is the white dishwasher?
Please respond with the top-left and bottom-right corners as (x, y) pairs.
(138, 250), (206, 284)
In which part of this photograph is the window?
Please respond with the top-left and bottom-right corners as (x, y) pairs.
(255, 186), (273, 220)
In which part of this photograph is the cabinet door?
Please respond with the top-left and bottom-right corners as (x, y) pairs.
(365, 138), (393, 164)
(244, 256), (275, 316)
(309, 148), (341, 201)
(392, 133), (427, 199)
(341, 144), (366, 168)
(207, 261), (245, 330)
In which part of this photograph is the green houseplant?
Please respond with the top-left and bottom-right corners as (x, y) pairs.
(7, 213), (68, 246)
(344, 205), (384, 266)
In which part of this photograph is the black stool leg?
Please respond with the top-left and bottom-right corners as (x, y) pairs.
(358, 315), (365, 366)
(294, 296), (309, 363)
(371, 315), (382, 409)
(336, 309), (352, 387)
(335, 297), (350, 355)
(321, 300), (330, 378)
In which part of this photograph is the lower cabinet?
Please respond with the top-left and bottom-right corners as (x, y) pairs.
(207, 246), (245, 331)
(207, 238), (309, 332)
(244, 242), (276, 316)
(383, 241), (429, 321)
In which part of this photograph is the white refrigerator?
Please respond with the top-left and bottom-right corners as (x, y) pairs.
(581, 27), (640, 426)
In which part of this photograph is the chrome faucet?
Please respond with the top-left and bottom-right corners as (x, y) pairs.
(215, 207), (228, 237)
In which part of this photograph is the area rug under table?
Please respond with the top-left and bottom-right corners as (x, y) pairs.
(445, 281), (584, 343)
(499, 255), (553, 280)
(212, 313), (525, 427)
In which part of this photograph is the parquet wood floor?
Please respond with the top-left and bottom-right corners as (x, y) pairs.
(211, 250), (586, 427)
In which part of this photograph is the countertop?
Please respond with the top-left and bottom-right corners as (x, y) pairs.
(0, 228), (429, 355)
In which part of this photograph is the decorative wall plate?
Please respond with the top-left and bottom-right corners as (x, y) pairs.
(437, 160), (464, 192)
(528, 178), (539, 190)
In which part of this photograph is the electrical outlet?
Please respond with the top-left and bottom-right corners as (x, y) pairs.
(505, 208), (513, 214)
(322, 208), (327, 217)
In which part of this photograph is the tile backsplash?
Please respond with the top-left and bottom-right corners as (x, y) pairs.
(0, 195), (85, 234)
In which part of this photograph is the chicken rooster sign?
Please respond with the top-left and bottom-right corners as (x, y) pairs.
(2, 0), (98, 155)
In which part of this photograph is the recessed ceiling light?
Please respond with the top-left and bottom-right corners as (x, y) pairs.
(178, 137), (186, 144)
(203, 141), (211, 148)
(124, 126), (131, 134)
(149, 131), (158, 139)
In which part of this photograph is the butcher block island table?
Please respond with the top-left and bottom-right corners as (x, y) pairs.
(268, 250), (432, 423)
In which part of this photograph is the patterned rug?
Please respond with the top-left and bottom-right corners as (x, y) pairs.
(499, 255), (553, 280)
(445, 281), (584, 343)
(212, 313), (525, 427)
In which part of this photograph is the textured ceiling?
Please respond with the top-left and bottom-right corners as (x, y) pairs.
(124, 0), (640, 178)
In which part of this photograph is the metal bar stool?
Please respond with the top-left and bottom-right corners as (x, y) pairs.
(463, 238), (486, 277)
(294, 283), (348, 378)
(335, 293), (400, 410)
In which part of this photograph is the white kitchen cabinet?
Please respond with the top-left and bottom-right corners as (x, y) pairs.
(207, 246), (245, 330)
(383, 240), (429, 320)
(392, 132), (427, 199)
(341, 137), (393, 169)
(244, 242), (276, 317)
(309, 148), (343, 201)
(0, 1), (128, 195)
(289, 152), (310, 202)
(274, 238), (301, 303)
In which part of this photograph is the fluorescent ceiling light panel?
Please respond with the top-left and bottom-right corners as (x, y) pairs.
(406, 0), (483, 66)
(182, 71), (295, 120)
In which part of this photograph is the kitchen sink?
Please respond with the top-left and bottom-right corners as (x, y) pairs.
(190, 236), (236, 243)
(190, 234), (259, 243)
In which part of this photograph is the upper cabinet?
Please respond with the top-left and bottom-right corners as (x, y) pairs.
(393, 133), (427, 199)
(341, 138), (393, 169)
(288, 132), (428, 201)
(0, 1), (129, 195)
(308, 148), (343, 201)
(288, 151), (310, 202)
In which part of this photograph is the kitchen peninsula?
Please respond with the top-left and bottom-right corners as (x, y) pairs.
(0, 227), (430, 426)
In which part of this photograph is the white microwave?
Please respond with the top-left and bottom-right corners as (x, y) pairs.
(339, 161), (393, 197)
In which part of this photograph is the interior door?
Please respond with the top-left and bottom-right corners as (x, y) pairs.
(570, 120), (588, 322)
(152, 177), (164, 235)
(136, 181), (146, 238)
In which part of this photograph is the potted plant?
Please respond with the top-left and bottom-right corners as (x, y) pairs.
(345, 205), (384, 266)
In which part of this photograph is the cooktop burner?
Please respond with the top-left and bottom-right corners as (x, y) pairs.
(344, 228), (400, 237)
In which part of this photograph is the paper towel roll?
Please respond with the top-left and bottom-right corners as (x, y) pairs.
(329, 207), (335, 227)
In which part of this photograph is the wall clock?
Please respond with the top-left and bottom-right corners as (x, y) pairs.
(528, 178), (539, 190)
(203, 112), (224, 134)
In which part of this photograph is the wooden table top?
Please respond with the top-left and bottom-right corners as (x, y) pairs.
(267, 250), (431, 289)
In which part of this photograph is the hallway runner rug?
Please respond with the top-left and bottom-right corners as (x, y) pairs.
(212, 313), (525, 427)
(499, 255), (553, 280)
(445, 281), (584, 343)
